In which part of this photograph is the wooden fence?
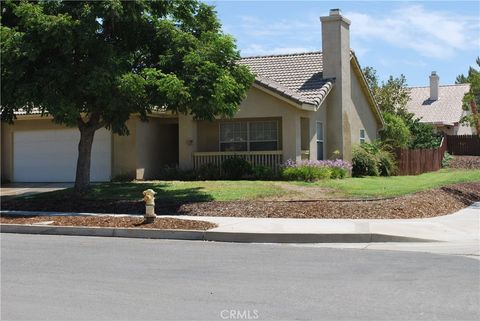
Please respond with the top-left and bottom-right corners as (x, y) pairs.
(446, 135), (480, 156)
(395, 138), (447, 175)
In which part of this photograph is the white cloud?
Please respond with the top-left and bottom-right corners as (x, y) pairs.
(345, 5), (478, 59)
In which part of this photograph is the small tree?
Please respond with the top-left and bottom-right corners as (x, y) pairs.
(1, 1), (254, 194)
(379, 112), (411, 148)
(456, 57), (480, 135)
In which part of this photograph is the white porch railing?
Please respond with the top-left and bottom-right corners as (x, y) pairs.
(193, 151), (283, 173)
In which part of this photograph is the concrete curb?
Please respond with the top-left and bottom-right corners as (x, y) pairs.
(0, 224), (437, 243)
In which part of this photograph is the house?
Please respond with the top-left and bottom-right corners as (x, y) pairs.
(406, 72), (473, 135)
(0, 9), (383, 183)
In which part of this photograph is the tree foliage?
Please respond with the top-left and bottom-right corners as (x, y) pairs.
(362, 67), (410, 116)
(404, 115), (442, 149)
(379, 112), (411, 148)
(1, 0), (254, 193)
(363, 66), (441, 149)
(456, 57), (480, 135)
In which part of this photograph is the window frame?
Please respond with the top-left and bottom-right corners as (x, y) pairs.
(359, 129), (366, 144)
(218, 120), (279, 152)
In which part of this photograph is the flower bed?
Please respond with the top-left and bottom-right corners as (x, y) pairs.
(281, 159), (352, 181)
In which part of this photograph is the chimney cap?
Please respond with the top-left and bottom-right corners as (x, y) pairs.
(330, 8), (341, 16)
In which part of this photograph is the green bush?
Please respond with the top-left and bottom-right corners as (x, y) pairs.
(282, 166), (332, 181)
(330, 167), (348, 179)
(377, 149), (397, 176)
(197, 163), (221, 180)
(252, 165), (275, 180)
(352, 142), (397, 177)
(221, 157), (252, 180)
(405, 116), (442, 149)
(442, 152), (454, 168)
(352, 146), (379, 177)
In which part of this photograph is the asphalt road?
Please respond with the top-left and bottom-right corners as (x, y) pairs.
(1, 234), (479, 321)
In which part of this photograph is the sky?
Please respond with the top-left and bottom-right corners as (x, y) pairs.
(207, 0), (480, 87)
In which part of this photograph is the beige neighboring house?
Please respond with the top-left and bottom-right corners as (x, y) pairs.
(1, 9), (383, 183)
(406, 72), (473, 135)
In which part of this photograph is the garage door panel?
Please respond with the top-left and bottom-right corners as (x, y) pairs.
(13, 129), (111, 182)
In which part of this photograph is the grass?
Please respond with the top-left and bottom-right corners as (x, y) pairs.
(22, 180), (287, 202)
(303, 169), (480, 198)
(15, 169), (480, 202)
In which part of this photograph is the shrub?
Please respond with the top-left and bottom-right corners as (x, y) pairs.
(221, 157), (252, 180)
(330, 167), (348, 179)
(281, 159), (351, 181)
(377, 149), (397, 176)
(352, 142), (397, 177)
(442, 152), (453, 168)
(252, 165), (275, 180)
(405, 116), (442, 149)
(352, 146), (379, 177)
(197, 163), (221, 180)
(282, 166), (332, 181)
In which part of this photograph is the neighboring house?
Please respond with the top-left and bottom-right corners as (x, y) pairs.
(406, 72), (473, 135)
(0, 9), (383, 183)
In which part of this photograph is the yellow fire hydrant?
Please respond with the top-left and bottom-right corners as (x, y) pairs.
(143, 189), (157, 223)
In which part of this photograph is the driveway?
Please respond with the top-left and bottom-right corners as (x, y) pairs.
(0, 183), (73, 198)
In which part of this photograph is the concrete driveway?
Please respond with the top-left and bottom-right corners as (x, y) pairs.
(0, 183), (73, 198)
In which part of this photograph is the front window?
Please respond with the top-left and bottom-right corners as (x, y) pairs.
(316, 122), (324, 160)
(219, 121), (278, 151)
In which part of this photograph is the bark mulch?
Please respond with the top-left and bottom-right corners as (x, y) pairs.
(2, 182), (480, 219)
(0, 215), (217, 230)
(450, 156), (480, 170)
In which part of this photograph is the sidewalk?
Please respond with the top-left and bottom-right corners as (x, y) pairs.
(1, 202), (479, 244)
(176, 201), (480, 243)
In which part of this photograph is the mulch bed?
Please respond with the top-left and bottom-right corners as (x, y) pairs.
(1, 182), (479, 219)
(450, 156), (480, 170)
(0, 215), (217, 230)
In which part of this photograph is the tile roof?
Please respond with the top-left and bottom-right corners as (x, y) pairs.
(405, 84), (470, 125)
(238, 51), (333, 108)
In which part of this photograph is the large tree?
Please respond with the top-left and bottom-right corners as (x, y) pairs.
(1, 0), (254, 194)
(456, 57), (480, 135)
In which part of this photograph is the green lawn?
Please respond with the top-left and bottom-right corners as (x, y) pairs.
(309, 169), (480, 198)
(23, 180), (287, 202)
(17, 169), (480, 202)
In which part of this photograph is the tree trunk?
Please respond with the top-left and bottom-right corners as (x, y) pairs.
(470, 100), (480, 136)
(74, 125), (97, 195)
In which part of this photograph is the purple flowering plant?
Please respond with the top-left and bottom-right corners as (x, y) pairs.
(283, 159), (352, 170)
(281, 159), (352, 181)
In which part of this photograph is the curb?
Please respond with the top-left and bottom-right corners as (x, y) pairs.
(0, 224), (438, 243)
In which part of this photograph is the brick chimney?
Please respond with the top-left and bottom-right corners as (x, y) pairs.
(320, 9), (353, 160)
(429, 71), (439, 100)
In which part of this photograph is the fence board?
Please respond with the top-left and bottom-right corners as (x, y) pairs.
(395, 138), (446, 175)
(446, 135), (480, 156)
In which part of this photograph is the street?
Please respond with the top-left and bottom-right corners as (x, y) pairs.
(1, 234), (479, 321)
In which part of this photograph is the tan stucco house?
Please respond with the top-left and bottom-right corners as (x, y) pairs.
(406, 72), (473, 135)
(1, 9), (383, 183)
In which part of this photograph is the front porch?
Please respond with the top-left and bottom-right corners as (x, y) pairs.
(178, 113), (324, 172)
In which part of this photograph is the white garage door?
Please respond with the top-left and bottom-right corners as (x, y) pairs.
(13, 128), (111, 182)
